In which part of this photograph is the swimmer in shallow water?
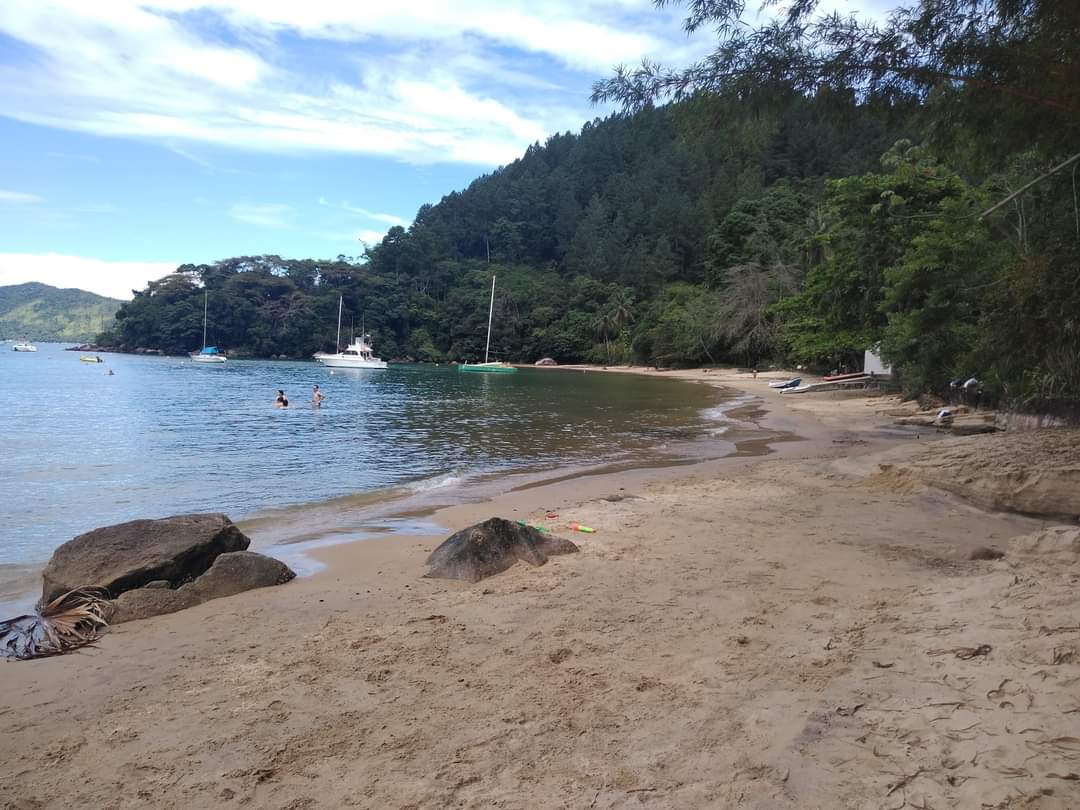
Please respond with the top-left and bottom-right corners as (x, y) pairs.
(312, 384), (324, 408)
(274, 389), (289, 408)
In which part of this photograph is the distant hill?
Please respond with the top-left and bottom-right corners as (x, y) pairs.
(0, 282), (123, 342)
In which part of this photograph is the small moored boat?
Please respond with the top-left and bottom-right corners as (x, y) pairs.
(190, 290), (227, 364)
(13, 340), (37, 352)
(80, 355), (104, 363)
(768, 377), (801, 389)
(460, 276), (517, 374)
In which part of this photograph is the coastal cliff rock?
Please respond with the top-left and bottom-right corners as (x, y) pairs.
(425, 517), (578, 583)
(41, 513), (249, 603)
(1008, 525), (1080, 561)
(111, 551), (295, 623)
(873, 429), (1080, 519)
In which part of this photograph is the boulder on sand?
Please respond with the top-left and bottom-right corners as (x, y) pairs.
(111, 551), (295, 623)
(185, 550), (296, 601)
(425, 517), (578, 583)
(41, 513), (249, 603)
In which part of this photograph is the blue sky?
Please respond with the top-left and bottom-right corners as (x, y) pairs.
(0, 0), (886, 299)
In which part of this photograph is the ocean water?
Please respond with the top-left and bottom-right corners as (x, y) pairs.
(1, 344), (730, 583)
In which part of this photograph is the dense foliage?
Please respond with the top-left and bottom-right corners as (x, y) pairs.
(102, 0), (1080, 401)
(102, 94), (910, 364)
(0, 282), (120, 342)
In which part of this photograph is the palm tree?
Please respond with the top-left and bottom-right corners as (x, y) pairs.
(593, 310), (615, 363)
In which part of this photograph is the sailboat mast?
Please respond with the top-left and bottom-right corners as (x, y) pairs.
(202, 289), (208, 348)
(484, 275), (496, 364)
(336, 295), (343, 352)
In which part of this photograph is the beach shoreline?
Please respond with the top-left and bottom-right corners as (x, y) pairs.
(3, 367), (1078, 809)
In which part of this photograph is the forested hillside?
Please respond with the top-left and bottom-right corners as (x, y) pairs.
(0, 282), (121, 342)
(102, 95), (913, 364)
(103, 0), (1080, 402)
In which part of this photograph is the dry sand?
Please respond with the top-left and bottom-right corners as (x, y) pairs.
(3, 368), (1079, 810)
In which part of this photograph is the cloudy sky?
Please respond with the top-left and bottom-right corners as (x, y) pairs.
(0, 0), (884, 299)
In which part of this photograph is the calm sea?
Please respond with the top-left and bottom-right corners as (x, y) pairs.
(1, 343), (734, 605)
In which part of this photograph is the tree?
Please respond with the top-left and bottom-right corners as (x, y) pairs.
(592, 0), (1080, 163)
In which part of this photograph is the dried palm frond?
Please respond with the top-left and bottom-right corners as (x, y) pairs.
(0, 588), (113, 661)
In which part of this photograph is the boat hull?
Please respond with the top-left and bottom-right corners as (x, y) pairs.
(314, 356), (387, 369)
(460, 363), (517, 373)
(190, 354), (227, 364)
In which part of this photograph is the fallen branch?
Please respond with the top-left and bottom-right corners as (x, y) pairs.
(886, 768), (925, 796)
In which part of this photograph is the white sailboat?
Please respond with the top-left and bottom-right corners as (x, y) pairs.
(313, 296), (387, 369)
(190, 290), (226, 363)
(460, 275), (516, 373)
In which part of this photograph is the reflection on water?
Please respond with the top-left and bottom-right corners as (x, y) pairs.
(1, 345), (727, 569)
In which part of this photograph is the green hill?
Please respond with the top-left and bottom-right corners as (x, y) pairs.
(0, 282), (123, 342)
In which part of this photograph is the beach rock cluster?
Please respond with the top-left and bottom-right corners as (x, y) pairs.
(425, 517), (578, 582)
(41, 513), (294, 623)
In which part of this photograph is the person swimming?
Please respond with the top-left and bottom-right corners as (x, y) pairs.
(311, 384), (325, 408)
(274, 389), (289, 408)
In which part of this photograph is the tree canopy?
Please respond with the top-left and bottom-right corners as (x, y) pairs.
(102, 0), (1080, 403)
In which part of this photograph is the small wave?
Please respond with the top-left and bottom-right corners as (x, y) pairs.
(701, 393), (758, 425)
(407, 471), (468, 493)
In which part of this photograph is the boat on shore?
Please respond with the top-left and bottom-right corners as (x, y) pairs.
(314, 296), (388, 370)
(460, 276), (517, 374)
(190, 290), (227, 364)
(12, 340), (37, 352)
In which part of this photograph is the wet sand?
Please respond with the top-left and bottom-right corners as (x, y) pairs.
(2, 368), (1078, 809)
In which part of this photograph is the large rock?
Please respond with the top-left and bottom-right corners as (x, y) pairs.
(110, 551), (295, 623)
(1009, 525), (1080, 561)
(185, 551), (296, 601)
(111, 587), (201, 623)
(41, 513), (249, 603)
(874, 429), (1080, 519)
(425, 517), (578, 583)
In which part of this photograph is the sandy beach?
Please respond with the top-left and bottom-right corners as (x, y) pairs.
(3, 368), (1078, 809)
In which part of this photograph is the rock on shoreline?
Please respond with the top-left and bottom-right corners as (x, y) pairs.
(40, 513), (294, 622)
(425, 517), (578, 582)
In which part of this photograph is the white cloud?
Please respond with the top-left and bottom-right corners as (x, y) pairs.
(0, 190), (44, 204)
(309, 228), (390, 246)
(0, 1), (699, 165)
(0, 253), (176, 299)
(356, 230), (388, 246)
(318, 197), (409, 227)
(228, 202), (293, 229)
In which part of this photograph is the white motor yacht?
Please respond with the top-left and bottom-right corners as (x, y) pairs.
(314, 335), (388, 369)
(313, 296), (387, 369)
(13, 340), (37, 352)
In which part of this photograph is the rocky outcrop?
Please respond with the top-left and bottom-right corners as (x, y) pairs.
(111, 551), (295, 623)
(425, 517), (578, 582)
(1009, 525), (1080, 561)
(42, 513), (249, 603)
(874, 429), (1080, 519)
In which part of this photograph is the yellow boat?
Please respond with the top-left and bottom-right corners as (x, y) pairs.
(80, 355), (104, 363)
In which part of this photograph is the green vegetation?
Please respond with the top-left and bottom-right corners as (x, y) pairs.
(0, 282), (121, 342)
(102, 0), (1080, 402)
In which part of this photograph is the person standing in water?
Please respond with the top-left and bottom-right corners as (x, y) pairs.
(311, 384), (325, 408)
(274, 389), (289, 408)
